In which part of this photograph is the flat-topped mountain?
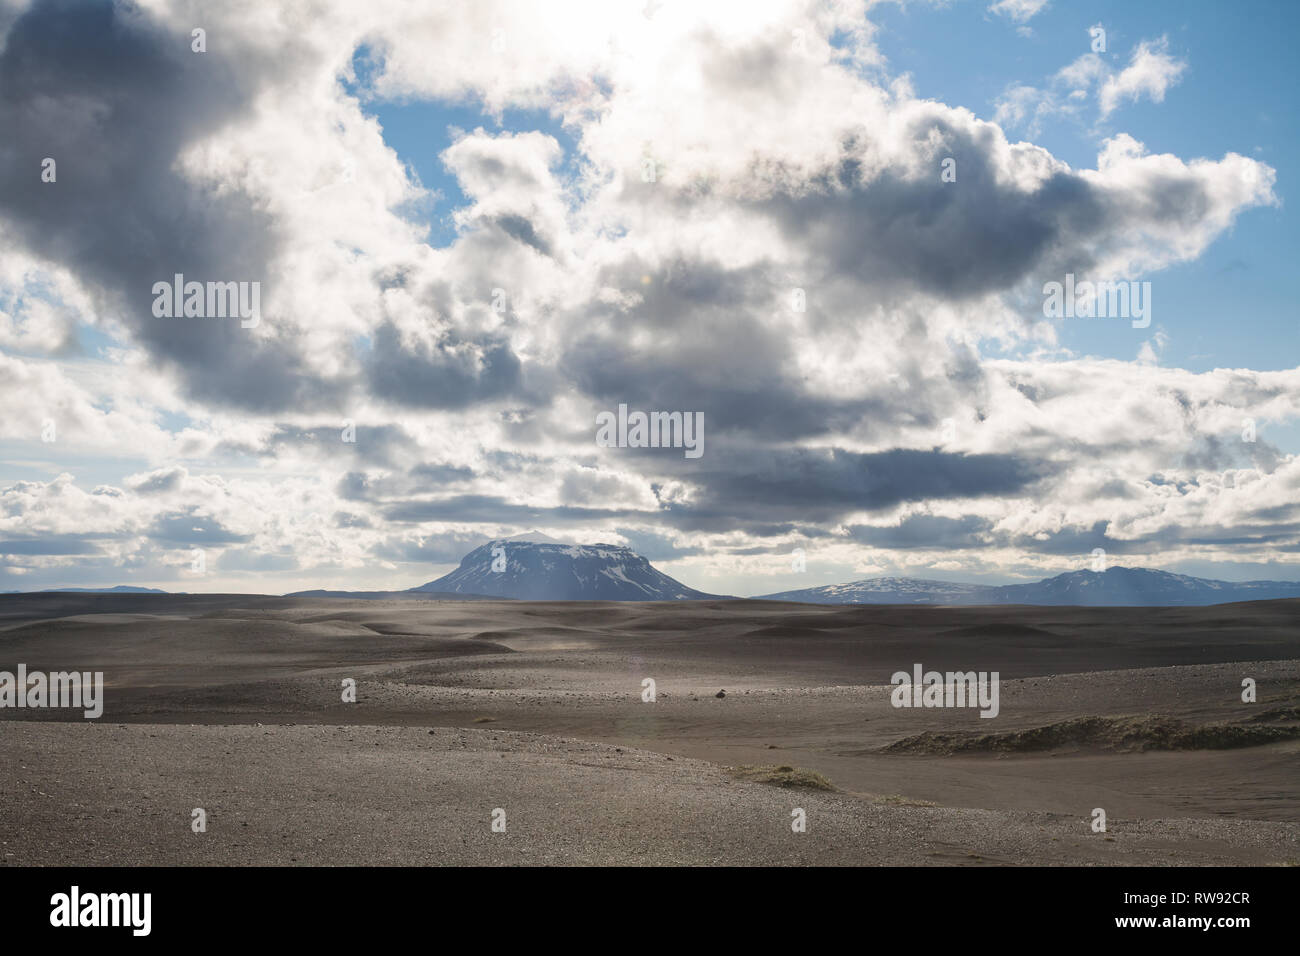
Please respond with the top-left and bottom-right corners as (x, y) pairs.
(411, 538), (722, 601)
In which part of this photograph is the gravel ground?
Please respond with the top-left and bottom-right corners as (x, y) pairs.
(3, 721), (1296, 866)
(3, 595), (1297, 865)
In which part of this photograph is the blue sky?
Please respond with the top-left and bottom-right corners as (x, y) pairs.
(875, 0), (1298, 376)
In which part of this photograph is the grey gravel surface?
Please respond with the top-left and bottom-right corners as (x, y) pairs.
(2, 595), (1297, 866)
(3, 722), (1296, 866)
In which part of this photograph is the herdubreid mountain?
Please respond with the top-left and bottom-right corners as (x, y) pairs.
(410, 536), (722, 601)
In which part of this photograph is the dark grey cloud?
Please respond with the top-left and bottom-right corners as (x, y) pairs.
(847, 514), (994, 550)
(562, 258), (927, 441)
(612, 527), (705, 561)
(492, 213), (552, 257)
(337, 472), (373, 501)
(410, 462), (476, 484)
(1090, 478), (1139, 499)
(0, 535), (101, 555)
(381, 494), (647, 524)
(127, 467), (184, 494)
(332, 511), (372, 529)
(146, 510), (250, 546)
(371, 531), (486, 565)
(850, 515), (1298, 559)
(336, 461), (478, 503)
(1002, 517), (1300, 557)
(482, 450), (541, 473)
(566, 335), (897, 441)
(1005, 519), (1122, 556)
(742, 113), (1247, 304)
(759, 160), (1092, 302)
(214, 424), (420, 469)
(361, 446), (1050, 540)
(364, 322), (526, 409)
(1181, 433), (1284, 473)
(670, 446), (1053, 527)
(0, 0), (338, 411)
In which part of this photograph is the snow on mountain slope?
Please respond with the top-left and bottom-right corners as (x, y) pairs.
(411, 540), (723, 601)
(757, 567), (1300, 606)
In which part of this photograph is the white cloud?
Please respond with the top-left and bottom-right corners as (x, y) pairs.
(1099, 37), (1188, 118)
(989, 0), (1049, 25)
(995, 38), (1187, 133)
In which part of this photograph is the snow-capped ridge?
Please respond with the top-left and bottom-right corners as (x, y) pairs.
(757, 566), (1300, 607)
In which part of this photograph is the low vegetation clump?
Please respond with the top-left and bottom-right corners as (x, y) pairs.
(874, 793), (937, 807)
(728, 764), (836, 791)
(1247, 705), (1300, 723)
(883, 715), (1300, 755)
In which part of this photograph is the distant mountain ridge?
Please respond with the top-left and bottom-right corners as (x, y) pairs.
(22, 585), (171, 594)
(756, 567), (1300, 607)
(411, 538), (722, 601)
(11, 559), (1299, 608)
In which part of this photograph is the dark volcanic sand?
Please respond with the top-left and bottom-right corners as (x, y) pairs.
(2, 594), (1298, 866)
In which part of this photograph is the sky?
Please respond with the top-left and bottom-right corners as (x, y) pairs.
(0, 0), (1296, 596)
